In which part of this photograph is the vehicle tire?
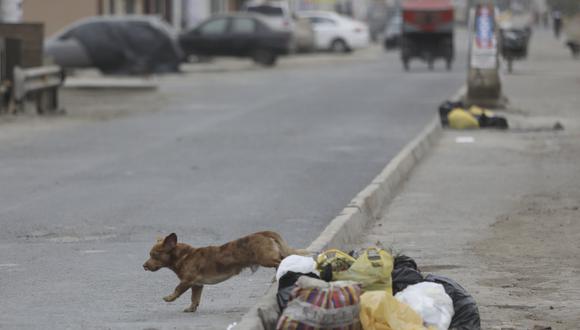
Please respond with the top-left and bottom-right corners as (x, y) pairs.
(252, 49), (277, 67)
(403, 59), (410, 71)
(507, 58), (513, 73)
(330, 39), (349, 53)
(287, 39), (298, 55)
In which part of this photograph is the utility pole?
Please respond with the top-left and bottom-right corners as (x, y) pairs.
(0, 0), (23, 23)
(466, 0), (506, 108)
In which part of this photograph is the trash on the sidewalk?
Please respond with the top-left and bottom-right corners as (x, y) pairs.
(276, 255), (321, 310)
(439, 101), (509, 130)
(276, 255), (319, 281)
(424, 275), (481, 330)
(360, 290), (431, 330)
(277, 271), (320, 310)
(274, 249), (480, 330)
(395, 282), (454, 330)
(318, 248), (394, 294)
(392, 255), (424, 295)
(447, 108), (480, 129)
(276, 276), (362, 330)
(392, 255), (481, 330)
(455, 136), (475, 144)
(438, 100), (464, 127)
(317, 249), (356, 281)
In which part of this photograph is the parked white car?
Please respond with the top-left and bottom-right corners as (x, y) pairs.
(245, 1), (293, 31)
(297, 11), (370, 53)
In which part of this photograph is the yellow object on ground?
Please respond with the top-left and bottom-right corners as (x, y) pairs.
(318, 248), (394, 294)
(468, 105), (494, 117)
(448, 108), (480, 129)
(360, 291), (434, 330)
(316, 249), (356, 273)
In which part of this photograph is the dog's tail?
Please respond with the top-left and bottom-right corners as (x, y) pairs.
(262, 231), (311, 258)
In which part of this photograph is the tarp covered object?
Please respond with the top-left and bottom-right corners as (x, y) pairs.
(67, 18), (181, 74)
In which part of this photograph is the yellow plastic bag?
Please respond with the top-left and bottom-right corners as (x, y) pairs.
(316, 249), (356, 273)
(360, 291), (434, 330)
(317, 248), (394, 295)
(448, 108), (479, 129)
(468, 105), (494, 117)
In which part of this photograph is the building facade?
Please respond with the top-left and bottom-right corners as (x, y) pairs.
(22, 0), (378, 37)
(23, 0), (98, 36)
(22, 0), (249, 36)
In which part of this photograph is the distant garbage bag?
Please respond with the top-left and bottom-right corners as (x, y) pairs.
(317, 248), (394, 294)
(360, 290), (433, 330)
(439, 101), (508, 129)
(438, 101), (464, 127)
(447, 109), (480, 129)
(395, 282), (454, 330)
(424, 275), (481, 330)
(276, 276), (362, 330)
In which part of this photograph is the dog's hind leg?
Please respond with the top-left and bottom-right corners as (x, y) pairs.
(183, 285), (203, 313)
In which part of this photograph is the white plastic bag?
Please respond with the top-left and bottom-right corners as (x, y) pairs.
(276, 255), (318, 281)
(395, 282), (454, 330)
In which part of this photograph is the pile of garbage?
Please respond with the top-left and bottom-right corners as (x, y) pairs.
(275, 248), (480, 330)
(439, 101), (508, 130)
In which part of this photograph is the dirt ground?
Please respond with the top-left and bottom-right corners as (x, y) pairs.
(473, 130), (580, 329)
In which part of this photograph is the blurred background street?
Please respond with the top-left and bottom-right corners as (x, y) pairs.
(0, 0), (578, 329)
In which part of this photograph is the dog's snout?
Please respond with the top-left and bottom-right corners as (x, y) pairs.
(143, 263), (150, 271)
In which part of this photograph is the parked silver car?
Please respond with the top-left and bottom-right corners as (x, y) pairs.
(244, 2), (315, 53)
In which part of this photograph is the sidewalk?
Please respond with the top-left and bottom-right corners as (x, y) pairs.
(356, 29), (580, 329)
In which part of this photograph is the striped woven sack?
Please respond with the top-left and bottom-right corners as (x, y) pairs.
(276, 276), (362, 330)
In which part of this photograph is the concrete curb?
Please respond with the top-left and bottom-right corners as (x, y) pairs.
(64, 77), (158, 90)
(235, 116), (443, 330)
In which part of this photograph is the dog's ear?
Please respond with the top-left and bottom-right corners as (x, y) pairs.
(162, 233), (177, 251)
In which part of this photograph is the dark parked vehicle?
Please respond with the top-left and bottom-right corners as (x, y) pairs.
(179, 14), (292, 66)
(400, 0), (454, 71)
(383, 14), (402, 50)
(499, 27), (530, 73)
(44, 16), (182, 75)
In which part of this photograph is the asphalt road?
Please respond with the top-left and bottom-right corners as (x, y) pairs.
(0, 33), (466, 329)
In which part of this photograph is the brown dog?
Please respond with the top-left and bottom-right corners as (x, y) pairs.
(143, 231), (306, 312)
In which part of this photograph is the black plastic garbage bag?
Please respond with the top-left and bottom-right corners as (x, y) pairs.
(439, 100), (465, 126)
(425, 274), (481, 330)
(392, 255), (424, 295)
(478, 112), (509, 129)
(277, 271), (320, 311)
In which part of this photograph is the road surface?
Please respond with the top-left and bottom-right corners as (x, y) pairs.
(0, 33), (466, 329)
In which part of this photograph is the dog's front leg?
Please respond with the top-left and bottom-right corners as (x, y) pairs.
(183, 285), (204, 313)
(163, 281), (191, 302)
